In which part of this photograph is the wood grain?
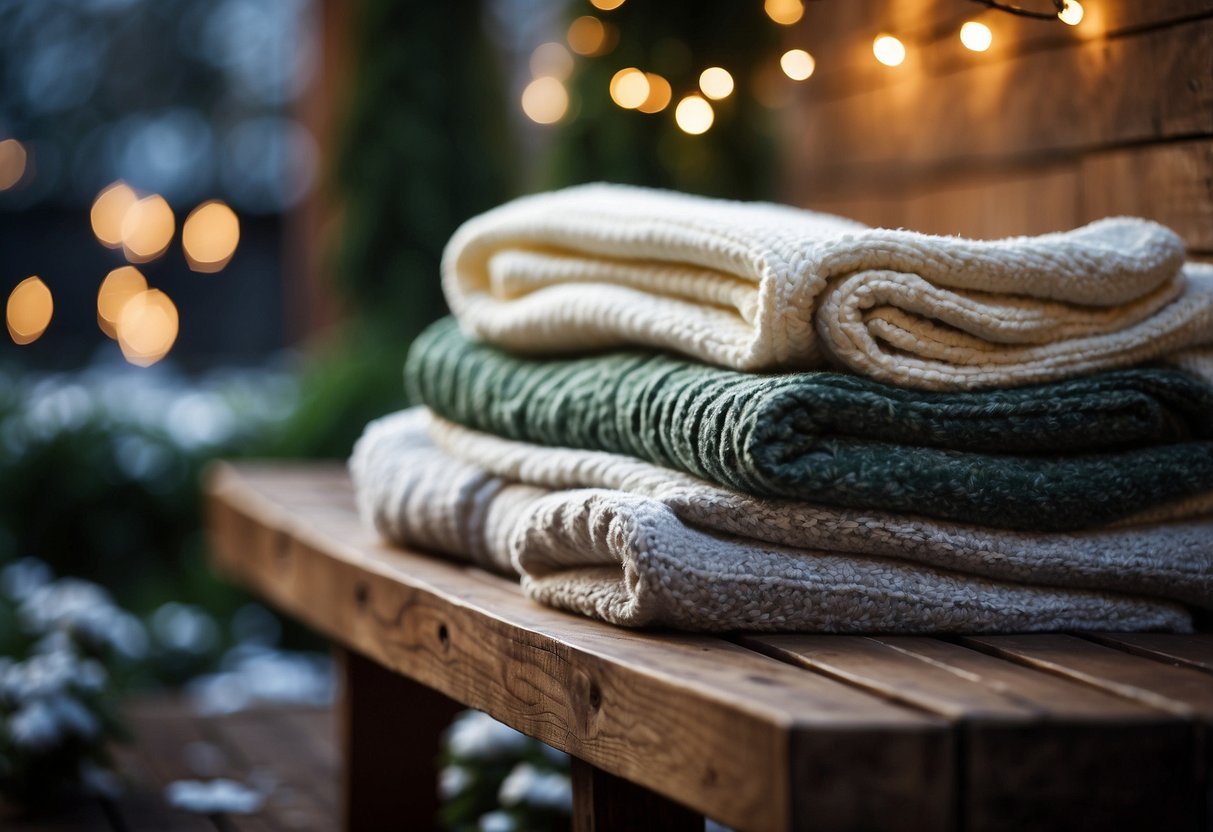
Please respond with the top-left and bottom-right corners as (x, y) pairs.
(570, 757), (702, 832)
(1084, 633), (1213, 673)
(205, 462), (952, 832)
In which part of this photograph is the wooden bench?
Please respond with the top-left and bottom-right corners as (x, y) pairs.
(205, 462), (1213, 832)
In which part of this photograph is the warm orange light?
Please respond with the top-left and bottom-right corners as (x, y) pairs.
(6, 276), (53, 345)
(674, 95), (714, 135)
(567, 16), (607, 56)
(764, 0), (804, 25)
(530, 42), (574, 80)
(116, 289), (179, 367)
(960, 21), (993, 52)
(609, 68), (650, 109)
(589, 0), (624, 10)
(698, 67), (734, 100)
(780, 49), (816, 80)
(637, 73), (672, 114)
(521, 77), (570, 125)
(0, 139), (27, 191)
(91, 182), (138, 249)
(182, 200), (240, 272)
(1058, 0), (1083, 25)
(97, 266), (148, 339)
(873, 34), (906, 67)
(121, 194), (175, 263)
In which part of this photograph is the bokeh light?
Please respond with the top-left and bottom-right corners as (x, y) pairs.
(182, 200), (241, 272)
(674, 95), (714, 135)
(521, 77), (570, 125)
(530, 42), (574, 81)
(567, 16), (608, 56)
(117, 289), (179, 367)
(960, 21), (993, 52)
(6, 276), (53, 345)
(1058, 0), (1084, 25)
(0, 139), (27, 190)
(780, 49), (816, 81)
(90, 181), (139, 249)
(609, 68), (650, 109)
(873, 34), (907, 67)
(590, 0), (625, 9)
(121, 194), (176, 263)
(97, 266), (148, 339)
(698, 67), (734, 100)
(637, 73), (673, 114)
(764, 0), (804, 25)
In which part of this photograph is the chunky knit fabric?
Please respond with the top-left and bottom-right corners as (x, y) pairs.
(442, 183), (1213, 390)
(407, 318), (1213, 531)
(350, 410), (1193, 633)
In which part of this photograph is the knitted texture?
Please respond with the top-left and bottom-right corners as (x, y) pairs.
(442, 183), (1213, 390)
(407, 318), (1213, 531)
(349, 410), (1193, 633)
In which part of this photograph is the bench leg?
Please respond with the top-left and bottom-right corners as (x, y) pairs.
(571, 756), (703, 831)
(337, 648), (462, 832)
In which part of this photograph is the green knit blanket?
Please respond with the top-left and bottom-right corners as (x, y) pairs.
(407, 318), (1213, 531)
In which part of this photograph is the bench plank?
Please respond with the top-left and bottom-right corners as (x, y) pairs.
(1084, 633), (1213, 674)
(206, 463), (952, 832)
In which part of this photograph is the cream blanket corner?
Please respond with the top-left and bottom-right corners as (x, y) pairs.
(443, 184), (1213, 390)
(350, 409), (1197, 633)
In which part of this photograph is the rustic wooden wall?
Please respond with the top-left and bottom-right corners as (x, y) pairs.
(782, 0), (1213, 258)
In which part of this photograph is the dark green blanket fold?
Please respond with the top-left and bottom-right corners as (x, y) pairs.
(407, 318), (1213, 531)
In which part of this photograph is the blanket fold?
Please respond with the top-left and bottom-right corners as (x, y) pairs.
(442, 184), (1213, 390)
(349, 410), (1194, 633)
(408, 318), (1213, 531)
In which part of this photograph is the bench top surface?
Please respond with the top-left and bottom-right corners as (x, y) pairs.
(205, 461), (1213, 832)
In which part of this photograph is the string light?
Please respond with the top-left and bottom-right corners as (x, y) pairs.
(567, 16), (609, 56)
(637, 73), (673, 113)
(530, 42), (574, 80)
(872, 34), (906, 67)
(698, 67), (734, 100)
(182, 200), (241, 272)
(674, 95), (714, 135)
(90, 182), (138, 249)
(121, 194), (175, 263)
(589, 0), (624, 10)
(780, 49), (816, 80)
(764, 0), (804, 25)
(0, 139), (27, 191)
(116, 289), (178, 367)
(6, 276), (52, 345)
(960, 21), (993, 51)
(609, 68), (650, 109)
(96, 266), (147, 338)
(1057, 0), (1083, 25)
(521, 76), (570, 124)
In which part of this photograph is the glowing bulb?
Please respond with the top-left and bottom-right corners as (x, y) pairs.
(116, 289), (178, 367)
(567, 16), (607, 56)
(780, 49), (816, 81)
(590, 0), (624, 9)
(674, 95), (714, 135)
(609, 68), (650, 109)
(521, 76), (570, 125)
(698, 67), (734, 100)
(90, 182), (138, 249)
(6, 276), (52, 345)
(0, 139), (27, 191)
(637, 73), (672, 113)
(530, 42), (574, 80)
(960, 21), (992, 52)
(182, 201), (240, 272)
(121, 194), (175, 263)
(873, 34), (906, 67)
(97, 266), (148, 338)
(1057, 0), (1083, 25)
(764, 0), (804, 25)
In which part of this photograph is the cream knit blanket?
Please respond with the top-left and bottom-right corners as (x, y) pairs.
(350, 410), (1195, 633)
(443, 184), (1213, 389)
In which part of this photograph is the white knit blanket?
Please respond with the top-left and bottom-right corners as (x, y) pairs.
(350, 410), (1195, 633)
(443, 184), (1213, 389)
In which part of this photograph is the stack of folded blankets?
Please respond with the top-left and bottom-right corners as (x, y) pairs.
(351, 184), (1213, 634)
